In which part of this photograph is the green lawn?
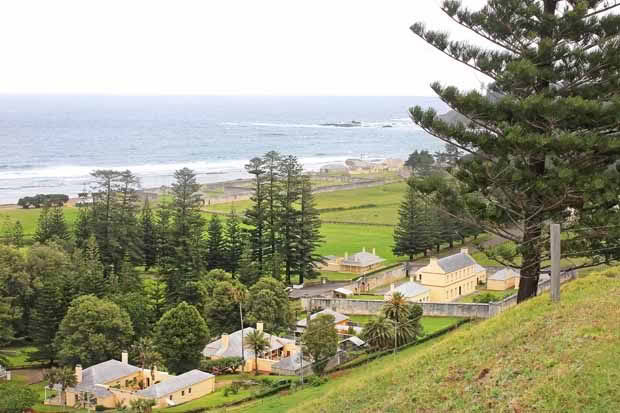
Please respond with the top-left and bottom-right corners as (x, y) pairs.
(350, 294), (384, 301)
(0, 207), (80, 240)
(318, 223), (400, 265)
(458, 289), (517, 303)
(1, 345), (41, 368)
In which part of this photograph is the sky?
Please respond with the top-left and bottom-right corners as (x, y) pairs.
(0, 0), (489, 96)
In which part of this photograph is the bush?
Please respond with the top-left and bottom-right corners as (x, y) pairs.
(473, 293), (497, 303)
(95, 405), (105, 411)
(223, 381), (242, 397)
(307, 376), (328, 387)
(201, 356), (244, 375)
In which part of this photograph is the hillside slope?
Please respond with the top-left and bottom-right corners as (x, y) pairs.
(288, 269), (620, 413)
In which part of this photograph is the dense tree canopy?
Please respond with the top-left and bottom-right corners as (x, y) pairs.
(154, 301), (209, 374)
(54, 295), (134, 367)
(409, 0), (620, 301)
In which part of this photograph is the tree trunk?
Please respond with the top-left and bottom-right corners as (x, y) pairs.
(517, 222), (542, 303)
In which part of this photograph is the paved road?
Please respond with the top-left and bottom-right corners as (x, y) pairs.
(288, 281), (351, 299)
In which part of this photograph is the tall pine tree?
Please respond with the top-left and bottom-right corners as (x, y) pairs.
(410, 0), (620, 301)
(206, 215), (225, 271)
(244, 157), (268, 274)
(224, 209), (244, 276)
(296, 176), (324, 284)
(278, 155), (303, 284)
(141, 197), (157, 271)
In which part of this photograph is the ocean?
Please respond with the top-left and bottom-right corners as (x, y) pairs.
(0, 95), (447, 204)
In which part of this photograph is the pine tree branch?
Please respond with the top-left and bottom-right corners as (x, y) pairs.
(410, 28), (500, 82)
(439, 7), (521, 55)
(582, 2), (620, 19)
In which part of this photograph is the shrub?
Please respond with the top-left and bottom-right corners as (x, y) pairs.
(473, 293), (497, 303)
(200, 356), (244, 375)
(95, 405), (105, 411)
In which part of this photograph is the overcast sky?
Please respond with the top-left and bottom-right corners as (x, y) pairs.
(0, 0), (489, 96)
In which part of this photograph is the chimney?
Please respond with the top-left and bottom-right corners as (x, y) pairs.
(409, 275), (413, 283)
(430, 257), (438, 265)
(257, 322), (263, 332)
(362, 247), (366, 253)
(121, 351), (128, 364)
(461, 248), (469, 254)
(75, 364), (83, 383)
(372, 248), (376, 256)
(220, 334), (229, 352)
(390, 283), (395, 292)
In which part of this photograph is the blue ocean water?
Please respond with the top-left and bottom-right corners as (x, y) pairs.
(0, 95), (446, 203)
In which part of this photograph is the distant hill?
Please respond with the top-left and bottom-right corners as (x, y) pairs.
(287, 269), (620, 413)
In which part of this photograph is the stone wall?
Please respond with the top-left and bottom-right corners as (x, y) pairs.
(344, 264), (405, 293)
(302, 270), (578, 319)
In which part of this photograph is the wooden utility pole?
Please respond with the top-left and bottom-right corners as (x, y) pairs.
(550, 223), (561, 302)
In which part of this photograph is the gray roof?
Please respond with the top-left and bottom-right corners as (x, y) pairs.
(202, 327), (295, 360)
(474, 264), (486, 273)
(436, 252), (476, 273)
(80, 360), (141, 385)
(342, 251), (385, 267)
(296, 309), (349, 328)
(136, 370), (213, 398)
(271, 352), (307, 371)
(68, 383), (114, 398)
(387, 281), (430, 298)
(489, 268), (520, 281)
(340, 336), (366, 347)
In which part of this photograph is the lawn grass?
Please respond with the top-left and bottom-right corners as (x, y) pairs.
(349, 294), (384, 301)
(458, 289), (517, 303)
(247, 268), (620, 413)
(318, 223), (400, 265)
(0, 207), (80, 240)
(1, 345), (41, 368)
(318, 271), (355, 282)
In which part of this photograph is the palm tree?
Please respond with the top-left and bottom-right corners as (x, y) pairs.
(44, 367), (77, 406)
(361, 315), (395, 350)
(132, 337), (162, 387)
(129, 398), (156, 413)
(243, 329), (270, 376)
(383, 291), (411, 322)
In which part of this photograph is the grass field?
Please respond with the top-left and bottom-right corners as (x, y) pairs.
(226, 268), (620, 413)
(458, 289), (517, 303)
(1, 346), (41, 368)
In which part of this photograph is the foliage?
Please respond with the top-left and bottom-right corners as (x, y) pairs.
(140, 197), (157, 271)
(361, 315), (394, 351)
(0, 381), (38, 413)
(297, 176), (324, 283)
(35, 204), (70, 244)
(154, 301), (209, 374)
(131, 336), (162, 386)
(200, 356), (244, 375)
(44, 366), (77, 405)
(245, 277), (293, 333)
(129, 398), (156, 413)
(55, 295), (134, 366)
(243, 329), (270, 376)
(17, 193), (69, 209)
(302, 314), (338, 376)
(206, 215), (226, 271)
(409, 0), (620, 302)
(224, 209), (244, 276)
(404, 150), (434, 175)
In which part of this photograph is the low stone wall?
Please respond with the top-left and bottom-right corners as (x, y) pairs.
(303, 270), (578, 319)
(344, 264), (405, 293)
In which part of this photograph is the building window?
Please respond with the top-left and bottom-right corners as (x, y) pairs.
(170, 395), (173, 400)
(182, 390), (185, 396)
(189, 387), (192, 394)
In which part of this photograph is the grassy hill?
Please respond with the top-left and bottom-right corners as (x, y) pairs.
(232, 268), (620, 412)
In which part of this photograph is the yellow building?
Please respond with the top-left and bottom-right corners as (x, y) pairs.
(202, 323), (298, 374)
(487, 268), (520, 291)
(415, 248), (481, 302)
(383, 276), (431, 303)
(58, 352), (214, 409)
